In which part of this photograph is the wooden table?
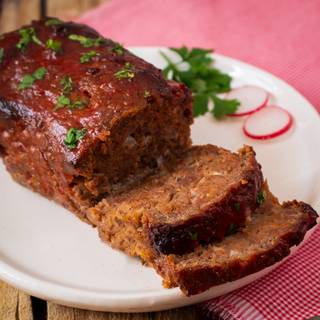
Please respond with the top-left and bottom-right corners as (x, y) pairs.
(0, 1), (198, 319)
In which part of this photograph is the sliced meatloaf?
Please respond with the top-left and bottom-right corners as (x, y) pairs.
(155, 185), (318, 295)
(88, 144), (263, 256)
(0, 18), (193, 220)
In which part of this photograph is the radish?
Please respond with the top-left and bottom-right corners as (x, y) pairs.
(226, 85), (269, 117)
(243, 105), (293, 140)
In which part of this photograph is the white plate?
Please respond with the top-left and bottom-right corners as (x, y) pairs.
(0, 47), (319, 313)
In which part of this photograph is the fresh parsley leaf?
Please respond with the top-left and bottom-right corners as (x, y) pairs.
(64, 128), (87, 149)
(69, 99), (87, 110)
(33, 67), (47, 80)
(55, 95), (71, 110)
(234, 202), (241, 212)
(0, 48), (4, 63)
(80, 50), (98, 63)
(16, 28), (43, 50)
(188, 231), (198, 241)
(161, 47), (239, 119)
(114, 62), (135, 79)
(111, 42), (124, 55)
(68, 34), (104, 48)
(144, 90), (151, 98)
(18, 67), (47, 90)
(60, 76), (73, 95)
(211, 95), (239, 119)
(257, 190), (266, 206)
(45, 18), (62, 26)
(46, 39), (62, 52)
(193, 94), (209, 117)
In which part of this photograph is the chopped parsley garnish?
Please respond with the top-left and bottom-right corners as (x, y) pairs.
(68, 34), (104, 48)
(111, 43), (124, 55)
(60, 76), (73, 95)
(45, 18), (62, 26)
(18, 67), (47, 90)
(257, 190), (266, 206)
(16, 28), (43, 51)
(144, 90), (151, 98)
(46, 39), (62, 52)
(0, 48), (4, 63)
(234, 202), (241, 212)
(80, 50), (98, 63)
(225, 223), (237, 236)
(64, 128), (87, 149)
(54, 76), (87, 111)
(161, 47), (240, 119)
(188, 231), (198, 241)
(114, 62), (135, 79)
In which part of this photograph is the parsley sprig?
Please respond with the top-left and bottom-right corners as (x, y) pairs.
(46, 39), (62, 53)
(80, 50), (98, 63)
(64, 128), (87, 149)
(68, 34), (104, 48)
(0, 48), (3, 64)
(16, 28), (43, 51)
(54, 76), (87, 111)
(18, 67), (47, 90)
(111, 43), (124, 55)
(114, 62), (135, 80)
(161, 47), (240, 119)
(45, 18), (62, 26)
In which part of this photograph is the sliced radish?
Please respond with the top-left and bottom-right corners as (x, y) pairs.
(243, 105), (293, 140)
(226, 85), (269, 117)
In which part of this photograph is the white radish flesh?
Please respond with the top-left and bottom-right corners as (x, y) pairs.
(226, 85), (269, 117)
(243, 105), (293, 140)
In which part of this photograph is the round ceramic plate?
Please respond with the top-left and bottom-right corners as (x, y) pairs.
(0, 48), (319, 313)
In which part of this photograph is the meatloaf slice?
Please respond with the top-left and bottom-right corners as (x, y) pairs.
(88, 144), (263, 256)
(0, 18), (192, 220)
(155, 186), (318, 295)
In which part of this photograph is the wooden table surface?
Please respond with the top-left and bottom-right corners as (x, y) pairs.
(0, 1), (199, 319)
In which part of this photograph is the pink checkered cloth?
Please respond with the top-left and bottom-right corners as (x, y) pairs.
(77, 1), (320, 318)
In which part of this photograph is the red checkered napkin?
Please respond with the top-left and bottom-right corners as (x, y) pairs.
(199, 226), (320, 320)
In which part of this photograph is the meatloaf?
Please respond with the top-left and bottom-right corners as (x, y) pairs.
(0, 18), (193, 219)
(89, 145), (263, 257)
(155, 186), (317, 295)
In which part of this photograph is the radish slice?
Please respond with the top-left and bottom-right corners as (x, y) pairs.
(243, 105), (293, 140)
(226, 85), (269, 117)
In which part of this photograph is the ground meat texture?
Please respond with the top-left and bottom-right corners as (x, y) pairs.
(0, 19), (193, 220)
(89, 145), (263, 256)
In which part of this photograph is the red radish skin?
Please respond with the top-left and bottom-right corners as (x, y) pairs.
(243, 106), (293, 140)
(226, 85), (269, 117)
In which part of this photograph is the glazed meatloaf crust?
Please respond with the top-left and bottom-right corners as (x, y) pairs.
(155, 186), (318, 295)
(89, 145), (263, 256)
(0, 18), (193, 219)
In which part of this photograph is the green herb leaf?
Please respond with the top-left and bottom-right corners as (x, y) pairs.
(60, 76), (73, 95)
(55, 95), (71, 110)
(257, 190), (266, 206)
(211, 95), (239, 119)
(144, 90), (151, 98)
(64, 128), (87, 149)
(69, 100), (87, 110)
(18, 67), (47, 90)
(80, 50), (98, 63)
(225, 223), (237, 236)
(111, 42), (124, 55)
(234, 202), (241, 212)
(161, 47), (239, 119)
(33, 67), (47, 80)
(68, 34), (104, 48)
(45, 18), (62, 26)
(114, 62), (135, 79)
(188, 231), (198, 241)
(46, 39), (62, 52)
(16, 28), (43, 51)
(0, 48), (4, 63)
